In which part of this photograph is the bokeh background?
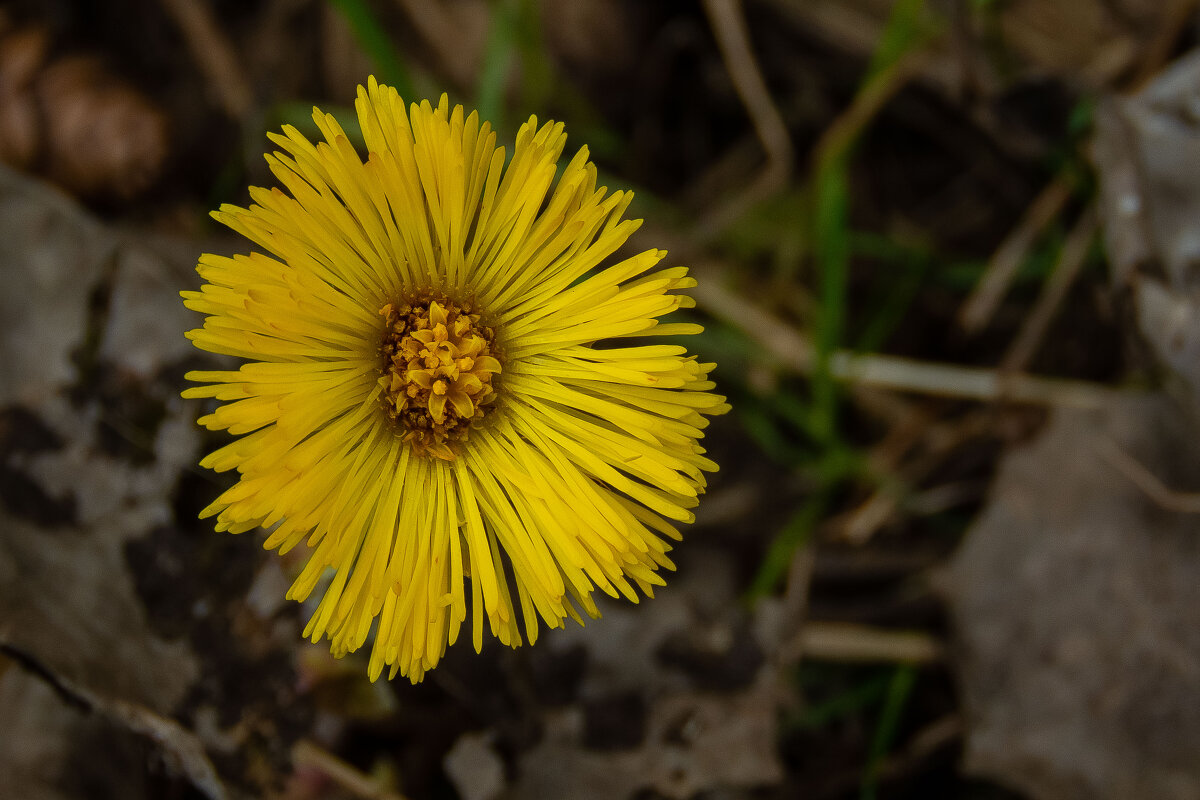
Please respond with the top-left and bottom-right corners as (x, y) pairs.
(2, 1), (1200, 799)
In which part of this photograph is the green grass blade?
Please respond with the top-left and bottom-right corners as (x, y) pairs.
(867, 0), (933, 79)
(477, 0), (520, 129)
(327, 0), (415, 99)
(747, 480), (834, 599)
(861, 664), (918, 800)
(809, 157), (851, 445)
(794, 672), (892, 731)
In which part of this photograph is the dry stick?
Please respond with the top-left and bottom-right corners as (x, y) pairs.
(961, 0), (1196, 332)
(691, 261), (1117, 408)
(871, 715), (962, 787)
(160, 0), (252, 117)
(680, 133), (765, 212)
(1125, 0), (1200, 91)
(392, 0), (474, 89)
(795, 621), (941, 664)
(393, 0), (455, 52)
(905, 479), (986, 514)
(957, 176), (1073, 334)
(1096, 437), (1200, 514)
(838, 492), (898, 545)
(838, 404), (940, 545)
(1, 641), (227, 800)
(696, 0), (794, 243)
(690, 267), (814, 369)
(832, 349), (1114, 407)
(1001, 208), (1099, 373)
(293, 740), (411, 800)
(774, 542), (817, 666)
(838, 411), (993, 545)
(811, 46), (931, 170)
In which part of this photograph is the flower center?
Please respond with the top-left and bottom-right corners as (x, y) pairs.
(378, 295), (501, 460)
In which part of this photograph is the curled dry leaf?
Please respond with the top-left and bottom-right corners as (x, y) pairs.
(1093, 50), (1200, 407)
(0, 26), (167, 201)
(0, 26), (44, 169)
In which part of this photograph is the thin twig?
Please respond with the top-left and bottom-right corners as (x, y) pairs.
(832, 350), (1115, 408)
(680, 134), (764, 212)
(293, 739), (410, 800)
(958, 176), (1073, 334)
(872, 715), (962, 786)
(905, 479), (987, 515)
(960, 0), (1194, 334)
(839, 492), (901, 546)
(795, 621), (941, 664)
(774, 541), (816, 665)
(696, 0), (794, 242)
(838, 411), (992, 545)
(1125, 0), (1200, 91)
(0, 640), (227, 800)
(159, 0), (253, 117)
(690, 262), (1120, 408)
(1096, 437), (1200, 513)
(392, 0), (475, 89)
(811, 47), (931, 168)
(393, 0), (456, 52)
(839, 403), (938, 544)
(1001, 208), (1099, 372)
(690, 268), (813, 370)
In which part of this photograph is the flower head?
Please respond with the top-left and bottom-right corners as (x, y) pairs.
(182, 78), (729, 682)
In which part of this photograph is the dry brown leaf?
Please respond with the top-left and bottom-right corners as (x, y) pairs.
(513, 677), (784, 800)
(1093, 50), (1200, 407)
(505, 547), (783, 799)
(0, 26), (46, 169)
(0, 162), (216, 797)
(943, 392), (1200, 800)
(0, 28), (167, 200)
(0, 164), (301, 799)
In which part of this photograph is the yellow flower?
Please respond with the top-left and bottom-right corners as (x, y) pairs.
(181, 78), (729, 682)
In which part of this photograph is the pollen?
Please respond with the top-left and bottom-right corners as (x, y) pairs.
(378, 295), (501, 460)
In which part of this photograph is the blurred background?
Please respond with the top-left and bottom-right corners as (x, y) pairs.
(2, 0), (1200, 799)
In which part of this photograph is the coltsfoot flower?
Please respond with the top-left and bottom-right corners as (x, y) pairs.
(182, 78), (729, 682)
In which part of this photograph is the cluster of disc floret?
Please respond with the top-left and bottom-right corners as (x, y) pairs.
(378, 296), (501, 460)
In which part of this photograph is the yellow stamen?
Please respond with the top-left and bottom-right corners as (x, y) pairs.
(378, 294), (501, 459)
